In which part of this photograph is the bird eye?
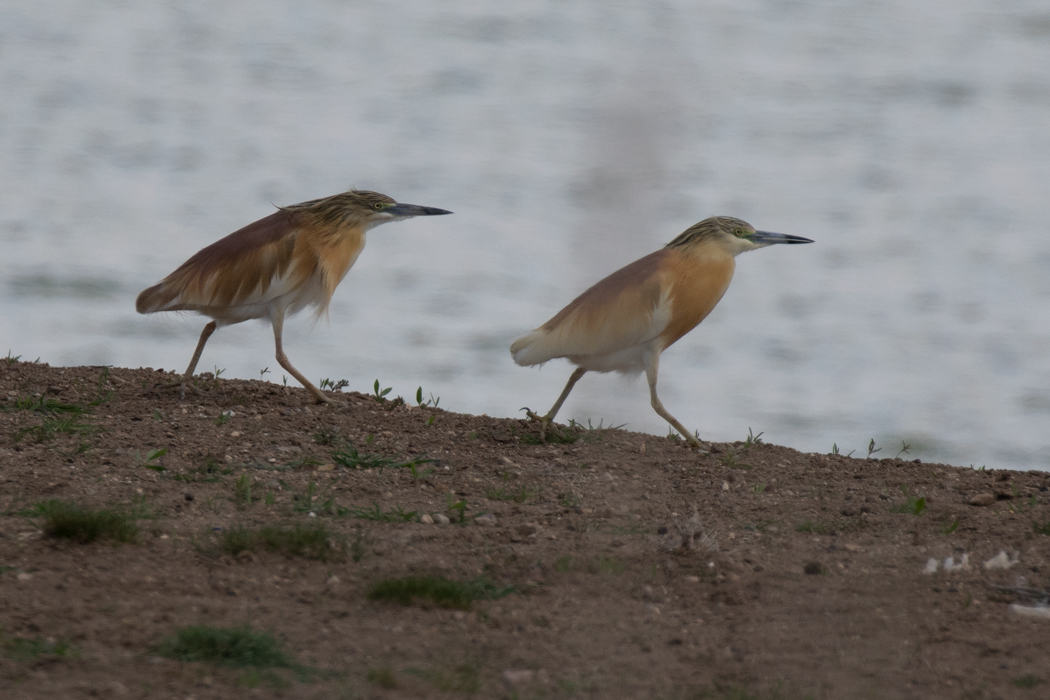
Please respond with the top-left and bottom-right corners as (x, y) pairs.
(734, 228), (744, 237)
(373, 202), (385, 210)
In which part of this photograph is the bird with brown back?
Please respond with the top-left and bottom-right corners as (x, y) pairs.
(511, 216), (812, 446)
(136, 189), (451, 404)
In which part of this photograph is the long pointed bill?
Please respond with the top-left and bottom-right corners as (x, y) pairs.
(749, 230), (814, 245)
(386, 203), (453, 217)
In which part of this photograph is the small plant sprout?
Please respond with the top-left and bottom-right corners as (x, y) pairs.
(4, 350), (20, 366)
(718, 449), (749, 469)
(349, 503), (418, 523)
(446, 493), (475, 524)
(867, 439), (882, 459)
(138, 447), (167, 472)
(942, 519), (959, 535)
(213, 366), (225, 378)
(215, 410), (233, 426)
(408, 462), (434, 481)
(319, 378), (349, 392)
(259, 367), (270, 379)
(372, 379), (392, 403)
(752, 483), (767, 494)
(90, 367), (115, 406)
(743, 427), (764, 449)
(889, 486), (927, 516)
(233, 474), (256, 510)
(415, 386), (440, 408)
(895, 441), (912, 459)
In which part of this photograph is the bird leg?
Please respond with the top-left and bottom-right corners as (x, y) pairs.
(270, 311), (333, 405)
(644, 353), (702, 448)
(525, 367), (586, 441)
(172, 321), (216, 399)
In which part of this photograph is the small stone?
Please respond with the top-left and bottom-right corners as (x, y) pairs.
(685, 575), (700, 583)
(502, 670), (535, 688)
(433, 513), (451, 525)
(1010, 604), (1050, 619)
(968, 493), (995, 506)
(639, 443), (646, 455)
(722, 481), (730, 491)
(16, 572), (32, 581)
(316, 463), (335, 472)
(325, 575), (340, 587)
(420, 513), (434, 524)
(516, 524), (538, 537)
(983, 550), (1019, 570)
(474, 512), (497, 526)
(923, 558), (939, 574)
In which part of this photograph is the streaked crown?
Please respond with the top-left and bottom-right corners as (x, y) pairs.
(665, 216), (754, 249)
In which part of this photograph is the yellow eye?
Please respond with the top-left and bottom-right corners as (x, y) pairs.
(734, 228), (744, 236)
(373, 202), (385, 210)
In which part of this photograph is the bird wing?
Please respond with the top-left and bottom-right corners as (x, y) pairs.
(136, 209), (318, 318)
(511, 250), (674, 366)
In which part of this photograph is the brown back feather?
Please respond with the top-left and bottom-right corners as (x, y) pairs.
(136, 209), (305, 314)
(541, 250), (669, 334)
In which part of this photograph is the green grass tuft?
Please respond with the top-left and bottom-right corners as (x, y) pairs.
(2, 633), (78, 661)
(213, 522), (343, 561)
(368, 575), (514, 610)
(1012, 674), (1045, 689)
(31, 500), (140, 543)
(153, 626), (294, 669)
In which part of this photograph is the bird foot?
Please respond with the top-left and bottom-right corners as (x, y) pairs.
(521, 408), (552, 443)
(155, 376), (201, 400)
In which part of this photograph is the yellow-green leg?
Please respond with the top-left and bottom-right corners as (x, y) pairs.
(525, 367), (586, 441)
(271, 310), (333, 405)
(644, 352), (701, 448)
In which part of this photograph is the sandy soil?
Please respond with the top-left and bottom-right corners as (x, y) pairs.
(1, 360), (1049, 699)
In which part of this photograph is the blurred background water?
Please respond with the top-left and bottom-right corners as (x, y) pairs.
(2, 0), (1049, 470)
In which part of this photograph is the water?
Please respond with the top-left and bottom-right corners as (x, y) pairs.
(2, 1), (1049, 470)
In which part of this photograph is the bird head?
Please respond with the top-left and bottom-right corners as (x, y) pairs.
(667, 216), (813, 256)
(290, 190), (452, 231)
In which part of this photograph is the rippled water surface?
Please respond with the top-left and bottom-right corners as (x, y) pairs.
(3, 1), (1049, 470)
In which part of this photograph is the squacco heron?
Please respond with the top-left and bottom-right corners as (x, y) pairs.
(136, 189), (451, 404)
(511, 216), (812, 446)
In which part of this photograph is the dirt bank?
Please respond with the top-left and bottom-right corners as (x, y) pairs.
(1, 360), (1049, 699)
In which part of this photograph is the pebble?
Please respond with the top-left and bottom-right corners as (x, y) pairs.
(502, 669), (548, 688)
(474, 512), (497, 526)
(1010, 604), (1050, 620)
(983, 550), (1019, 570)
(968, 493), (995, 506)
(433, 513), (451, 525)
(17, 572), (33, 581)
(420, 513), (434, 524)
